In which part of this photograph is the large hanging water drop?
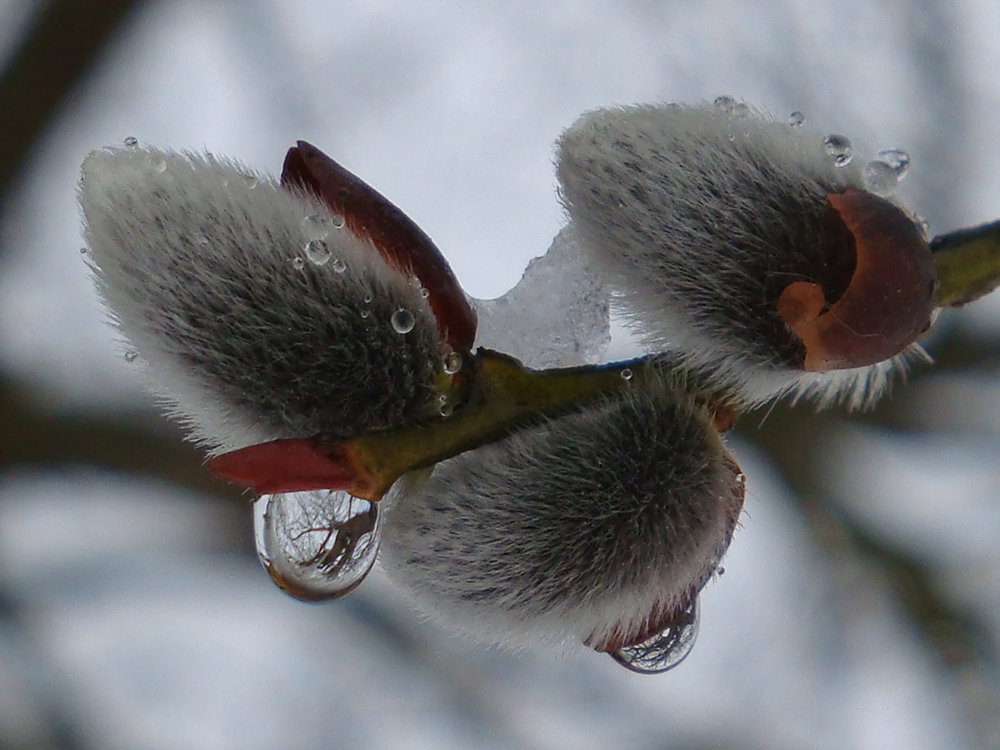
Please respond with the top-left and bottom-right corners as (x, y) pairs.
(823, 134), (853, 166)
(391, 308), (416, 334)
(876, 148), (911, 179)
(253, 490), (381, 603)
(610, 597), (700, 674)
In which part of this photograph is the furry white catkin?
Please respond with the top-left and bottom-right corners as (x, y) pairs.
(80, 147), (442, 453)
(380, 372), (744, 660)
(558, 101), (936, 409)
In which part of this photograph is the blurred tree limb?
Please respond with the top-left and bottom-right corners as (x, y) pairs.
(0, 0), (145, 221)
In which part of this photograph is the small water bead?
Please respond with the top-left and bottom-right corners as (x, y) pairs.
(360, 309), (370, 319)
(620, 368), (633, 381)
(331, 214), (346, 230)
(731, 101), (750, 119)
(152, 157), (167, 173)
(124, 350), (139, 363)
(788, 110), (805, 128)
(301, 214), (329, 241)
(863, 160), (899, 196)
(123, 136), (139, 148)
(439, 402), (455, 418)
(823, 134), (853, 166)
(78, 246), (88, 255)
(304, 239), (332, 266)
(292, 257), (305, 270)
(391, 308), (416, 334)
(243, 174), (258, 190)
(713, 95), (736, 113)
(419, 287), (430, 299)
(443, 351), (463, 374)
(253, 490), (381, 603)
(876, 148), (911, 179)
(331, 258), (348, 274)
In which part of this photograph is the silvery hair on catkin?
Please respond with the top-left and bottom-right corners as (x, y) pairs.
(557, 101), (919, 409)
(80, 147), (442, 452)
(379, 372), (741, 651)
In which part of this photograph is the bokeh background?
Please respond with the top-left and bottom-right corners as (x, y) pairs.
(2, 1), (1000, 748)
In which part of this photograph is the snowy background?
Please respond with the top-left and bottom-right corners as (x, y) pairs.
(2, 1), (1000, 748)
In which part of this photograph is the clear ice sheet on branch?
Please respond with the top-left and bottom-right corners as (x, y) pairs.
(472, 227), (611, 369)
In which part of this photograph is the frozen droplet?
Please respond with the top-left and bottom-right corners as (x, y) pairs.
(732, 101), (750, 118)
(244, 174), (258, 189)
(876, 148), (911, 179)
(863, 160), (899, 195)
(419, 287), (430, 299)
(611, 597), (699, 674)
(620, 368), (633, 381)
(443, 351), (463, 374)
(124, 350), (139, 363)
(301, 214), (329, 241)
(788, 110), (805, 128)
(292, 257), (305, 270)
(331, 258), (347, 274)
(823, 134), (853, 166)
(152, 157), (167, 173)
(713, 95), (736, 113)
(331, 214), (346, 230)
(123, 136), (139, 148)
(253, 491), (381, 603)
(304, 239), (332, 266)
(391, 308), (415, 334)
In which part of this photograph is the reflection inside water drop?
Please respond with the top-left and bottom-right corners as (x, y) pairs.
(253, 490), (381, 602)
(610, 597), (700, 674)
(391, 308), (416, 334)
(823, 134), (853, 167)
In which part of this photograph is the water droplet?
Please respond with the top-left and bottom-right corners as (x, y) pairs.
(253, 490), (380, 603)
(391, 308), (415, 334)
(244, 174), (258, 190)
(363, 293), (372, 305)
(419, 287), (430, 299)
(360, 309), (370, 319)
(863, 160), (898, 196)
(331, 214), (346, 229)
(823, 134), (853, 166)
(713, 95), (736, 113)
(443, 351), (463, 374)
(123, 136), (139, 148)
(620, 368), (633, 381)
(439, 402), (455, 418)
(788, 110), (805, 128)
(301, 214), (329, 241)
(876, 148), (911, 179)
(292, 257), (305, 270)
(78, 246), (88, 255)
(611, 597), (700, 674)
(152, 157), (167, 173)
(304, 239), (331, 266)
(331, 258), (347, 274)
(735, 473), (746, 484)
(916, 215), (931, 242)
(124, 350), (139, 363)
(732, 101), (750, 118)
(717, 566), (726, 576)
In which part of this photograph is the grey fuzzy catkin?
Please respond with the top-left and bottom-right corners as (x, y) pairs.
(558, 101), (919, 409)
(380, 372), (740, 651)
(80, 147), (441, 452)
